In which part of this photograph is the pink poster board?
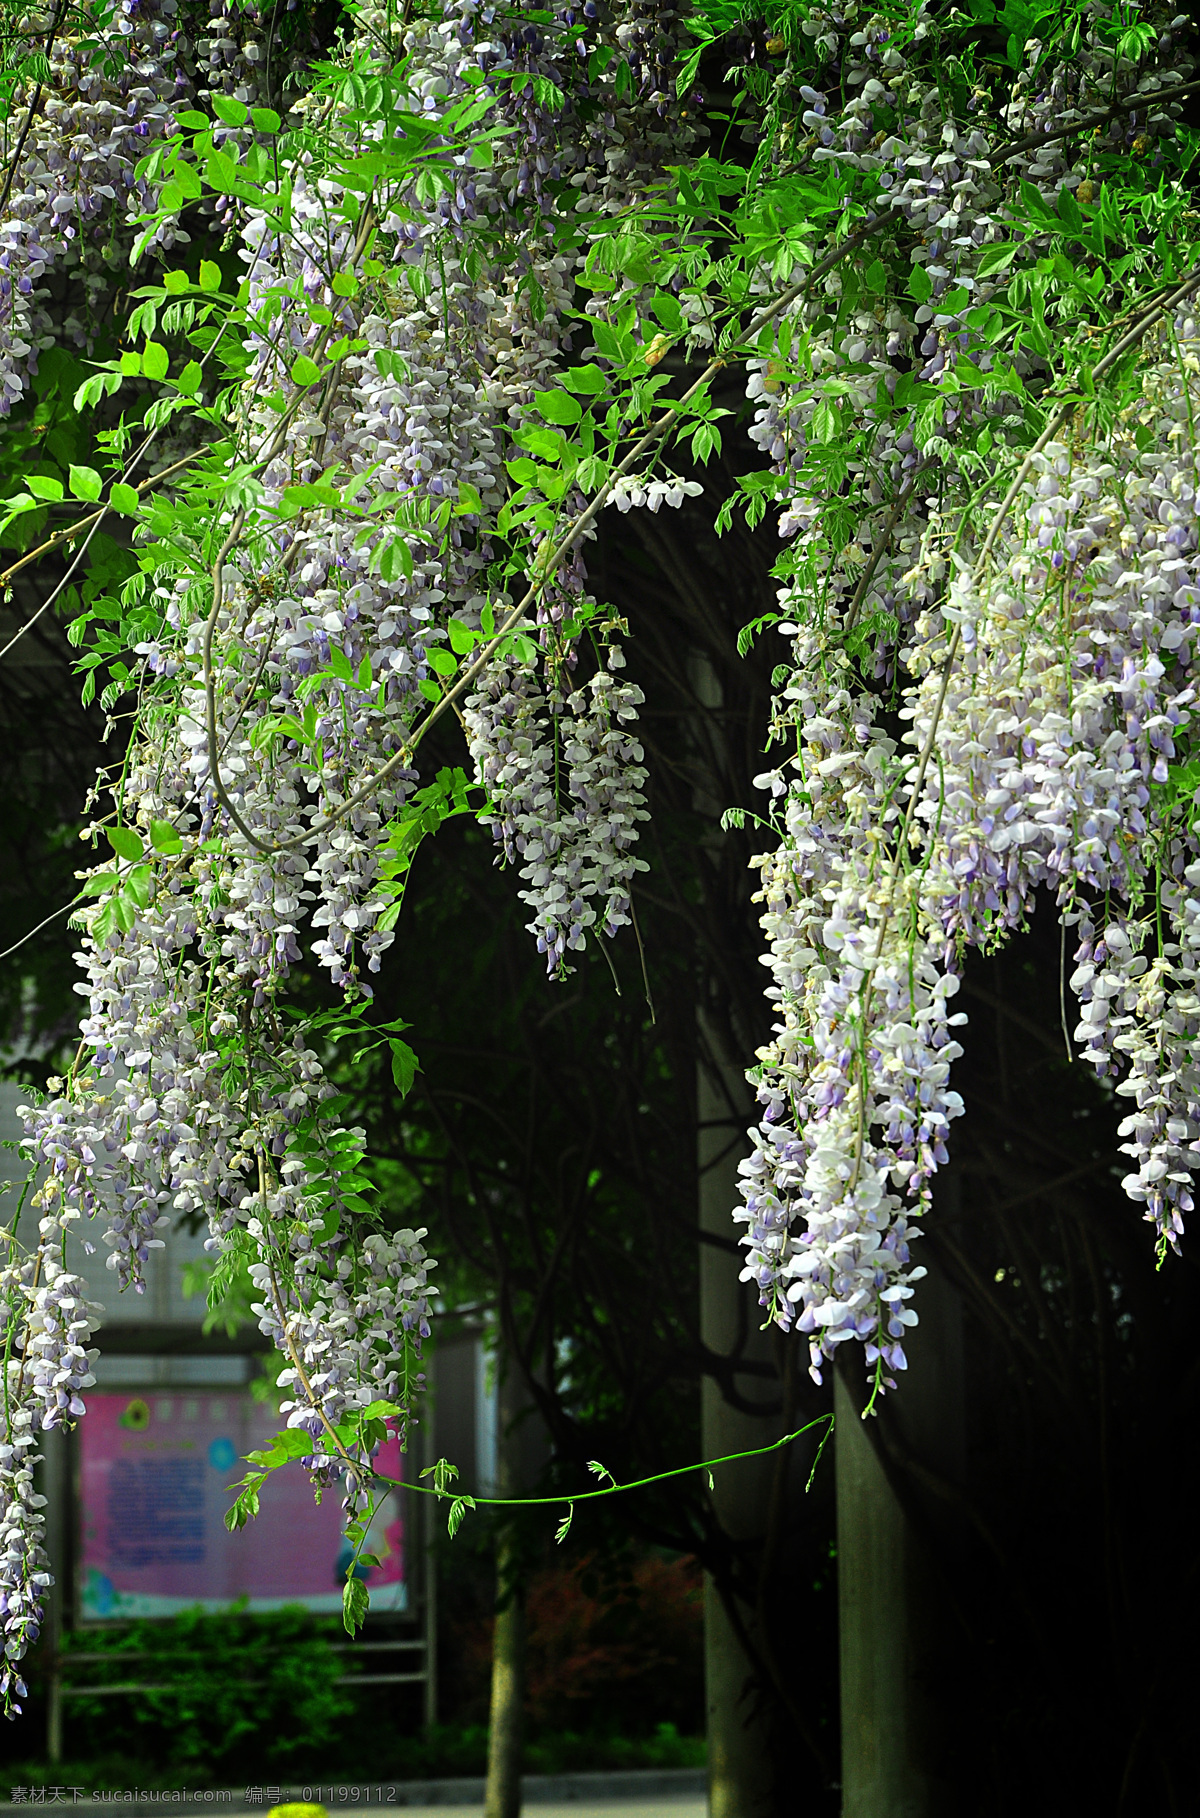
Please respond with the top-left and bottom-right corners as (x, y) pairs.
(78, 1391), (405, 1621)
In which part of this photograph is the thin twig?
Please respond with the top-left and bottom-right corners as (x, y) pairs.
(0, 305), (240, 667)
(842, 470), (922, 637)
(991, 74), (1200, 168)
(0, 0), (70, 220)
(0, 449), (202, 666)
(201, 510), (257, 844)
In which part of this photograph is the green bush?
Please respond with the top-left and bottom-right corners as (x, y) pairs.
(0, 1599), (704, 1789)
(50, 1605), (354, 1779)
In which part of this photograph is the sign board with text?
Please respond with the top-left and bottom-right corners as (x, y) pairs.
(78, 1391), (405, 1621)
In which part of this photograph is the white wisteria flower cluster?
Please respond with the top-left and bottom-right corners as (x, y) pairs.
(1, 0), (1194, 1719)
(1, 0), (690, 1714)
(734, 0), (1200, 1398)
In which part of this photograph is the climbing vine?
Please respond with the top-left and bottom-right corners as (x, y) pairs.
(0, 0), (1197, 1723)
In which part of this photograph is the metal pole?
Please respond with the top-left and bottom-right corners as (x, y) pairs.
(422, 1465), (438, 1730)
(418, 1353), (438, 1732)
(42, 1424), (67, 1765)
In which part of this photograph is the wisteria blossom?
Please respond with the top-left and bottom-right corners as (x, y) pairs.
(733, 0), (1200, 1399)
(2, 0), (686, 1713)
(0, 0), (1197, 1724)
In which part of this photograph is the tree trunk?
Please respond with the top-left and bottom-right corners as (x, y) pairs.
(484, 1358), (532, 1818)
(700, 1021), (780, 1818)
(836, 1207), (966, 1818)
(687, 646), (781, 1818)
(484, 1526), (526, 1818)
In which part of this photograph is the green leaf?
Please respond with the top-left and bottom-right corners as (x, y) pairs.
(205, 149), (240, 192)
(162, 269), (190, 295)
(591, 321), (628, 365)
(562, 364), (608, 395)
(650, 290), (686, 336)
(292, 354), (323, 387)
(109, 483), (141, 517)
(69, 464), (103, 502)
(811, 400), (839, 444)
(149, 818), (183, 854)
(175, 109), (210, 130)
(212, 95), (248, 127)
(199, 259), (223, 292)
(25, 474), (63, 501)
(120, 350), (142, 377)
(141, 341), (169, 382)
(80, 870), (120, 897)
(532, 75), (564, 110)
(263, 1427), (314, 1462)
(1057, 187), (1083, 235)
(250, 106), (282, 133)
(224, 1481), (261, 1531)
(418, 677), (441, 703)
(535, 387), (583, 426)
(342, 1574), (370, 1637)
(555, 1505), (574, 1545)
(420, 1457), (459, 1497)
(908, 264), (933, 304)
(358, 1399), (403, 1423)
(977, 242), (1018, 277)
(426, 647), (457, 676)
(447, 618), (478, 655)
(74, 371), (122, 411)
(676, 40), (705, 97)
(108, 826), (144, 862)
(691, 421), (719, 463)
(389, 1037), (420, 1099)
(176, 360), (203, 396)
(332, 271), (359, 298)
(377, 536), (413, 583)
(124, 866), (153, 910)
(941, 287), (970, 316)
(446, 1495), (475, 1539)
(1019, 179), (1058, 225)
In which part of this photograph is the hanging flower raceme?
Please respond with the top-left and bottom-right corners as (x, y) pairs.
(730, 0), (1200, 1392)
(11, 0), (1200, 1708)
(735, 626), (962, 1385)
(463, 639), (648, 971)
(0, 0), (695, 1702)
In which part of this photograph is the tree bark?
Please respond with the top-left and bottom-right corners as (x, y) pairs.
(687, 646), (781, 1818)
(484, 1527), (526, 1818)
(836, 1209), (966, 1818)
(484, 1358), (532, 1818)
(699, 1019), (780, 1818)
